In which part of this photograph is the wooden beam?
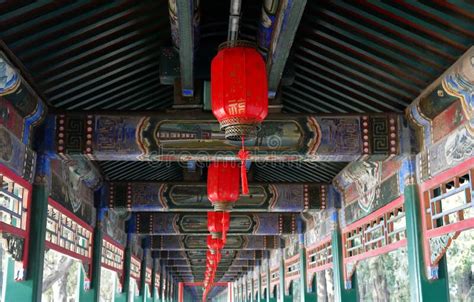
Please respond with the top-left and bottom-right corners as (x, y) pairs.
(135, 212), (299, 235)
(109, 181), (327, 212)
(266, 0), (307, 98)
(107, 182), (330, 213)
(150, 235), (282, 251)
(53, 112), (407, 162)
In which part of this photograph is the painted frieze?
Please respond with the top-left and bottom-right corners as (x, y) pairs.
(50, 159), (96, 226)
(0, 52), (46, 146)
(55, 113), (406, 161)
(407, 46), (473, 181)
(334, 160), (406, 226)
(0, 125), (36, 183)
(109, 181), (327, 212)
(136, 212), (297, 235)
(103, 208), (128, 247)
(304, 209), (336, 247)
(150, 235), (279, 250)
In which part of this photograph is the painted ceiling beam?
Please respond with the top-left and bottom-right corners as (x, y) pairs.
(154, 250), (264, 260)
(110, 181), (328, 212)
(161, 259), (257, 267)
(53, 112), (408, 162)
(135, 212), (300, 235)
(150, 235), (281, 250)
(168, 266), (254, 272)
(170, 0), (197, 97)
(266, 0), (307, 98)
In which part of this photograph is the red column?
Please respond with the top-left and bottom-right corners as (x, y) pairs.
(178, 282), (184, 302)
(228, 282), (233, 302)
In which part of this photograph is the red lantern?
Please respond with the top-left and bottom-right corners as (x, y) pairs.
(207, 162), (240, 211)
(211, 41), (269, 196)
(207, 235), (225, 252)
(207, 211), (230, 239)
(211, 41), (268, 141)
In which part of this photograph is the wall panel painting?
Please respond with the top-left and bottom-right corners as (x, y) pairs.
(0, 126), (35, 183)
(50, 160), (95, 226)
(335, 160), (404, 226)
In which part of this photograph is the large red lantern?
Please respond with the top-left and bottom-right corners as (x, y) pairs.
(211, 41), (268, 195)
(207, 162), (240, 211)
(211, 41), (268, 141)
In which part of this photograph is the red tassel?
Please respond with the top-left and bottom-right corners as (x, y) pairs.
(238, 136), (249, 195)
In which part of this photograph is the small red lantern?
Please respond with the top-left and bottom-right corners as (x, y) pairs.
(207, 162), (240, 211)
(211, 41), (268, 140)
(207, 211), (230, 239)
(207, 235), (225, 252)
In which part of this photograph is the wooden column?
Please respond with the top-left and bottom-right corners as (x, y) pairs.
(331, 212), (357, 301)
(405, 182), (449, 301)
(139, 248), (148, 301)
(159, 262), (165, 302)
(257, 262), (262, 302)
(90, 204), (105, 302)
(151, 260), (157, 302)
(27, 154), (50, 302)
(228, 282), (233, 302)
(298, 220), (308, 301)
(251, 271), (255, 302)
(178, 282), (184, 302)
(123, 239), (132, 301)
(266, 252), (271, 302)
(244, 274), (248, 302)
(278, 239), (285, 302)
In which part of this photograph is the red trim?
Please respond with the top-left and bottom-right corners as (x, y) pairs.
(419, 159), (474, 269)
(0, 221), (27, 238)
(0, 165), (32, 270)
(101, 262), (123, 275)
(45, 241), (91, 263)
(343, 239), (407, 264)
(284, 254), (299, 264)
(0, 164), (32, 189)
(419, 157), (474, 191)
(306, 235), (331, 251)
(426, 218), (474, 238)
(46, 198), (93, 265)
(101, 236), (125, 274)
(307, 263), (332, 274)
(285, 273), (299, 283)
(342, 195), (404, 232)
(48, 198), (93, 232)
(103, 234), (125, 251)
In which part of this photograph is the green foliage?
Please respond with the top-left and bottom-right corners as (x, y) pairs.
(356, 248), (410, 302)
(446, 229), (474, 302)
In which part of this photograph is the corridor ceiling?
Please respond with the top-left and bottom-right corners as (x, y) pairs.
(1, 1), (472, 113)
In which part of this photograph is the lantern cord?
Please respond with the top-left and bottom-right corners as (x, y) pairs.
(238, 136), (249, 195)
